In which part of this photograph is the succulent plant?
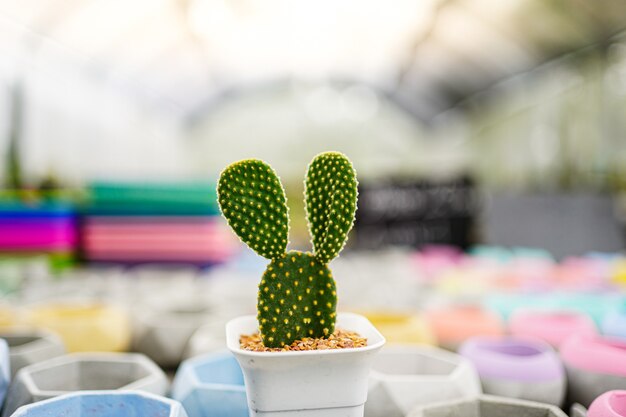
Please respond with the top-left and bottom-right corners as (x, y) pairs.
(217, 152), (358, 347)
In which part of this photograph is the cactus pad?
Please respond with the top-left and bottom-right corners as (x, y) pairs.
(257, 250), (337, 348)
(305, 152), (358, 264)
(217, 152), (357, 347)
(217, 159), (289, 259)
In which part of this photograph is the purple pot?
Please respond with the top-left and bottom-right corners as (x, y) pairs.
(459, 337), (565, 406)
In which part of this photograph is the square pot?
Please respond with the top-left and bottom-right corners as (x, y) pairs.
(407, 394), (569, 417)
(2, 352), (168, 416)
(172, 351), (248, 417)
(226, 313), (385, 417)
(0, 330), (65, 377)
(365, 345), (481, 417)
(10, 390), (187, 417)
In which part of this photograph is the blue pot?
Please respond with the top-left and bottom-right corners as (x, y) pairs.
(10, 390), (187, 417)
(172, 352), (247, 417)
(0, 339), (10, 407)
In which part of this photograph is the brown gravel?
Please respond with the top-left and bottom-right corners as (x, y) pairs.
(240, 329), (367, 352)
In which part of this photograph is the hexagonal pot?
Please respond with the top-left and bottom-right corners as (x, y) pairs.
(365, 345), (481, 417)
(0, 330), (65, 377)
(2, 352), (168, 417)
(561, 335), (626, 407)
(588, 390), (626, 417)
(226, 313), (385, 417)
(9, 390), (187, 417)
(509, 310), (597, 348)
(133, 300), (215, 368)
(459, 337), (565, 406)
(24, 302), (130, 352)
(406, 394), (569, 417)
(172, 351), (248, 417)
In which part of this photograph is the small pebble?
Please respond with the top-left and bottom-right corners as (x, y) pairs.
(240, 329), (367, 352)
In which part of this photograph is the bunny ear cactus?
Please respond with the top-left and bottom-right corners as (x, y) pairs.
(217, 152), (358, 348)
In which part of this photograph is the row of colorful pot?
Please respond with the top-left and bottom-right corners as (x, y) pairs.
(363, 305), (626, 352)
(171, 341), (626, 417)
(413, 245), (626, 293)
(0, 301), (205, 366)
(6, 390), (626, 417)
(0, 326), (624, 416)
(0, 299), (624, 373)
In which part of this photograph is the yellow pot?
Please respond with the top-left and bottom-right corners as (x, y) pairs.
(25, 303), (130, 352)
(612, 259), (626, 285)
(0, 305), (17, 329)
(361, 311), (436, 345)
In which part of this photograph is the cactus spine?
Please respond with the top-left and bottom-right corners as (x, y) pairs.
(217, 152), (358, 348)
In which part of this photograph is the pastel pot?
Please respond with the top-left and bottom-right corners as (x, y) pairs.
(588, 390), (626, 417)
(226, 313), (385, 417)
(172, 351), (248, 417)
(2, 352), (168, 417)
(9, 390), (187, 417)
(486, 293), (623, 326)
(602, 310), (626, 339)
(24, 302), (130, 352)
(509, 310), (597, 348)
(459, 337), (565, 406)
(0, 330), (65, 377)
(365, 345), (481, 417)
(133, 300), (215, 368)
(425, 306), (504, 351)
(361, 312), (436, 345)
(561, 335), (626, 407)
(407, 394), (568, 417)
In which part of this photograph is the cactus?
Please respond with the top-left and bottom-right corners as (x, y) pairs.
(217, 152), (358, 348)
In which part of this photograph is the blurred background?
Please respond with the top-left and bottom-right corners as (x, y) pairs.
(0, 0), (625, 373)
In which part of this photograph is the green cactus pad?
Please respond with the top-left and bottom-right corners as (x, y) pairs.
(217, 159), (289, 260)
(257, 250), (337, 347)
(305, 152), (358, 264)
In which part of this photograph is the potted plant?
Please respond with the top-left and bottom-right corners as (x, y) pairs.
(219, 152), (386, 417)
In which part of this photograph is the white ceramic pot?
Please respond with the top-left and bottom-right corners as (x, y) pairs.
(226, 313), (385, 417)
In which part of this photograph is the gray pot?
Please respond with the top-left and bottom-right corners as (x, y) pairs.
(407, 395), (569, 417)
(365, 346), (482, 417)
(2, 352), (168, 417)
(0, 330), (65, 377)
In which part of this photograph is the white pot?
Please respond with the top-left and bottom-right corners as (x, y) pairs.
(226, 313), (385, 417)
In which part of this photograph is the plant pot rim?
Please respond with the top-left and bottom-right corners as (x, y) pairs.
(588, 390), (626, 417)
(226, 312), (385, 357)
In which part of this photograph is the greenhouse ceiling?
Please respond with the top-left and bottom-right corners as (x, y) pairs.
(1, 0), (625, 121)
